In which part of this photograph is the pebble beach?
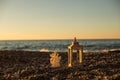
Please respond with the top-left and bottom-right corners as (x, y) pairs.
(0, 50), (120, 80)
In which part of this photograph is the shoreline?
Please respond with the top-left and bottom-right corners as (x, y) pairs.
(0, 50), (120, 79)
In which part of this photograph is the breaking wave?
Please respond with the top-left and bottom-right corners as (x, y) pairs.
(39, 49), (50, 52)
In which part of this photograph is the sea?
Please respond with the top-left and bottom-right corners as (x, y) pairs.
(0, 39), (120, 52)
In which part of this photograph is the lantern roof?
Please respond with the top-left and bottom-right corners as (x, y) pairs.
(68, 37), (82, 49)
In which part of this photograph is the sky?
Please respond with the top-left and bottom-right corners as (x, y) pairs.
(0, 0), (120, 40)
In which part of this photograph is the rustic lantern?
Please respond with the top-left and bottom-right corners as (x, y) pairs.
(68, 37), (83, 67)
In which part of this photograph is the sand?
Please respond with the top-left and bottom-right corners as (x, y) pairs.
(0, 50), (120, 80)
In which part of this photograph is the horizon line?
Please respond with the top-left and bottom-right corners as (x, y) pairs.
(0, 38), (120, 41)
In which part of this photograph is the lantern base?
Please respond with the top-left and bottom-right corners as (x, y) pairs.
(68, 63), (72, 67)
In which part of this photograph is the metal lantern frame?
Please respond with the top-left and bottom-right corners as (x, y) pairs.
(68, 38), (83, 67)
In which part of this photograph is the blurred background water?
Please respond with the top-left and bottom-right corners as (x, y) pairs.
(0, 39), (120, 52)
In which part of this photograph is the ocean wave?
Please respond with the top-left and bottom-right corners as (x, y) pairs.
(83, 48), (120, 53)
(39, 49), (50, 52)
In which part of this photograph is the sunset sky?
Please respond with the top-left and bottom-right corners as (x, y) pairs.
(0, 0), (120, 40)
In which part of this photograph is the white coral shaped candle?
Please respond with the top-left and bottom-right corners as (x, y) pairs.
(50, 50), (61, 67)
